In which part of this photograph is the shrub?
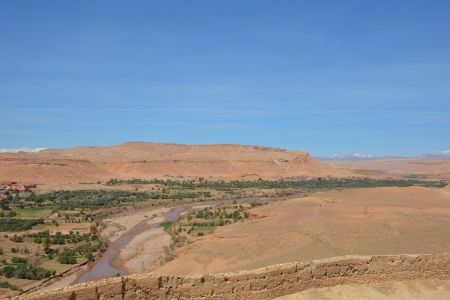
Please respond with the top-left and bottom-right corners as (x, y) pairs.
(9, 235), (24, 243)
(11, 256), (27, 264)
(58, 249), (77, 264)
(2, 264), (53, 280)
(0, 280), (20, 291)
(160, 221), (173, 232)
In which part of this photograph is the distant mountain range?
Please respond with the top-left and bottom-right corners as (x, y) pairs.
(318, 150), (450, 161)
(0, 147), (48, 153)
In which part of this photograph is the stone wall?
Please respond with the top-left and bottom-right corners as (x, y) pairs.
(18, 253), (450, 300)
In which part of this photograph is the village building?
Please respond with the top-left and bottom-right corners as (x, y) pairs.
(0, 182), (36, 194)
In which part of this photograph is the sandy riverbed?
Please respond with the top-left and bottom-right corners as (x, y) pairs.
(116, 226), (172, 273)
(102, 207), (170, 242)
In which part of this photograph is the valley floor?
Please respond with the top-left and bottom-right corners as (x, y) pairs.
(156, 186), (450, 275)
(14, 184), (450, 298)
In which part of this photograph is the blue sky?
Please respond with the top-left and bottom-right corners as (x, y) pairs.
(1, 1), (449, 156)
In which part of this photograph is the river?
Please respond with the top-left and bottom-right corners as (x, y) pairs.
(76, 206), (185, 283)
(74, 195), (287, 284)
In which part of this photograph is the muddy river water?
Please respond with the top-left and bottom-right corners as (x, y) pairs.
(74, 195), (281, 284)
(76, 206), (185, 283)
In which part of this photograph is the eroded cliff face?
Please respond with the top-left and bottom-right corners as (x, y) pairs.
(0, 142), (353, 185)
(19, 253), (450, 300)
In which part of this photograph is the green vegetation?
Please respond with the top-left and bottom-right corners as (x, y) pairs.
(3, 178), (441, 215)
(159, 202), (266, 265)
(0, 218), (44, 232)
(0, 280), (20, 291)
(105, 177), (445, 190)
(23, 190), (150, 210)
(17, 207), (51, 218)
(4, 189), (211, 212)
(11, 256), (27, 264)
(25, 230), (98, 245)
(57, 249), (77, 264)
(1, 264), (54, 280)
(160, 221), (173, 232)
(0, 176), (445, 295)
(0, 211), (17, 217)
(9, 235), (24, 243)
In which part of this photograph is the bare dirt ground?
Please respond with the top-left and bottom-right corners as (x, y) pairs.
(156, 186), (450, 275)
(117, 227), (171, 273)
(277, 280), (450, 300)
(101, 207), (170, 242)
(0, 142), (353, 185)
(328, 157), (450, 180)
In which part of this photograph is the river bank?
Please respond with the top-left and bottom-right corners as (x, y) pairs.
(18, 193), (296, 296)
(76, 206), (181, 283)
(19, 205), (176, 295)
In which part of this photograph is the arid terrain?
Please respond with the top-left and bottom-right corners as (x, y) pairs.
(0, 142), (355, 185)
(277, 280), (450, 300)
(3, 0), (450, 297)
(0, 142), (449, 299)
(156, 186), (450, 275)
(328, 157), (450, 180)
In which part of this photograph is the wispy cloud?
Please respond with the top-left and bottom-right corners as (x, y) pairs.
(0, 147), (48, 153)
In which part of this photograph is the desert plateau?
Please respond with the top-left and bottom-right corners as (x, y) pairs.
(0, 142), (353, 186)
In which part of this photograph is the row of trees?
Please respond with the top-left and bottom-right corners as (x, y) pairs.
(106, 177), (446, 190)
(26, 230), (98, 245)
(1, 264), (54, 280)
(11, 188), (213, 211)
(0, 218), (44, 232)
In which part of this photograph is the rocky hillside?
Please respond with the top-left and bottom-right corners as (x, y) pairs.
(0, 142), (352, 184)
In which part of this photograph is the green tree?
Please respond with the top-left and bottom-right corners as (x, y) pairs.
(58, 249), (77, 264)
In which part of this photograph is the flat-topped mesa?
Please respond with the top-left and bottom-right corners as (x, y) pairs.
(18, 253), (450, 300)
(47, 142), (303, 162)
(0, 142), (353, 184)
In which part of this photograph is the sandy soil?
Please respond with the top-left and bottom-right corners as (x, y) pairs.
(156, 186), (450, 275)
(328, 157), (450, 180)
(102, 207), (170, 242)
(117, 227), (172, 273)
(0, 142), (353, 185)
(37, 273), (80, 292)
(277, 280), (450, 300)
